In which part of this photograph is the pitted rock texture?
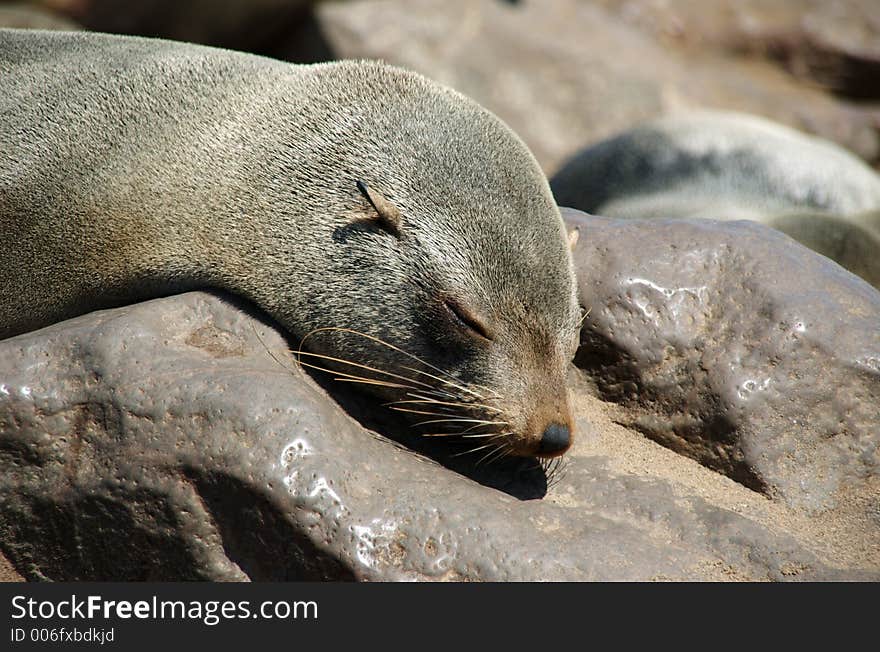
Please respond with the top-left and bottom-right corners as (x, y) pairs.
(1, 292), (877, 581)
(0, 549), (23, 582)
(0, 293), (880, 580)
(564, 208), (880, 514)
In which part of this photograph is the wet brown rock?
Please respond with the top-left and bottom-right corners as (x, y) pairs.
(564, 208), (880, 515)
(1, 291), (877, 581)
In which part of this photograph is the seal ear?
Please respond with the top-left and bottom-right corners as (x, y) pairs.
(356, 180), (402, 237)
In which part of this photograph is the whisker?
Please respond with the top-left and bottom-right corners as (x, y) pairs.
(398, 365), (486, 400)
(452, 442), (498, 458)
(298, 327), (486, 398)
(467, 382), (503, 400)
(479, 443), (512, 466)
(577, 306), (592, 328)
(295, 328), (512, 459)
(421, 432), (500, 438)
(253, 327), (461, 404)
(400, 368), (500, 401)
(539, 456), (568, 489)
(250, 324), (298, 374)
(401, 387), (461, 401)
(459, 421), (509, 435)
(412, 417), (506, 428)
(332, 377), (419, 389)
(388, 397), (470, 407)
(296, 360), (418, 391)
(296, 350), (433, 391)
(389, 406), (467, 418)
(387, 398), (502, 413)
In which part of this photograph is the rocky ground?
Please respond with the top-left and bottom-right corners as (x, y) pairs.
(0, 0), (878, 580)
(9, 0), (880, 171)
(0, 551), (23, 582)
(1, 216), (876, 581)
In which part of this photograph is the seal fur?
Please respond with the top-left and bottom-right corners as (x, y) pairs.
(0, 29), (581, 458)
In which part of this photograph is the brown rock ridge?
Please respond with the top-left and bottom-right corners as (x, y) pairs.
(1, 216), (877, 580)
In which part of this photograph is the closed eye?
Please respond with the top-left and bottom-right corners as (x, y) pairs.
(444, 299), (493, 341)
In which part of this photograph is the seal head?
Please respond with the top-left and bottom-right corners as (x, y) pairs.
(0, 31), (580, 459)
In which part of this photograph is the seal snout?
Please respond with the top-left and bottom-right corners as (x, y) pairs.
(536, 422), (571, 457)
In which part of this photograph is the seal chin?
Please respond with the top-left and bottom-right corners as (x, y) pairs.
(535, 422), (572, 458)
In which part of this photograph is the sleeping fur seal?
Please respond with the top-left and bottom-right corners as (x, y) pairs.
(0, 29), (581, 459)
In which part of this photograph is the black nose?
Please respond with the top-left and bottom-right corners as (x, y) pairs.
(538, 423), (571, 456)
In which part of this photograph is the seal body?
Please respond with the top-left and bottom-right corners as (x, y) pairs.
(0, 29), (580, 458)
(550, 111), (880, 287)
(551, 111), (880, 220)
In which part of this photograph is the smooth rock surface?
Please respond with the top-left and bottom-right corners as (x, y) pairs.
(551, 111), (880, 220)
(768, 210), (880, 289)
(564, 208), (880, 514)
(1, 290), (877, 581)
(0, 2), (79, 30)
(550, 112), (880, 288)
(311, 0), (880, 172)
(596, 0), (880, 100)
(36, 0), (313, 57)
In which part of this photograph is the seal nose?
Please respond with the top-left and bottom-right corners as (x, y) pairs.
(537, 422), (571, 457)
